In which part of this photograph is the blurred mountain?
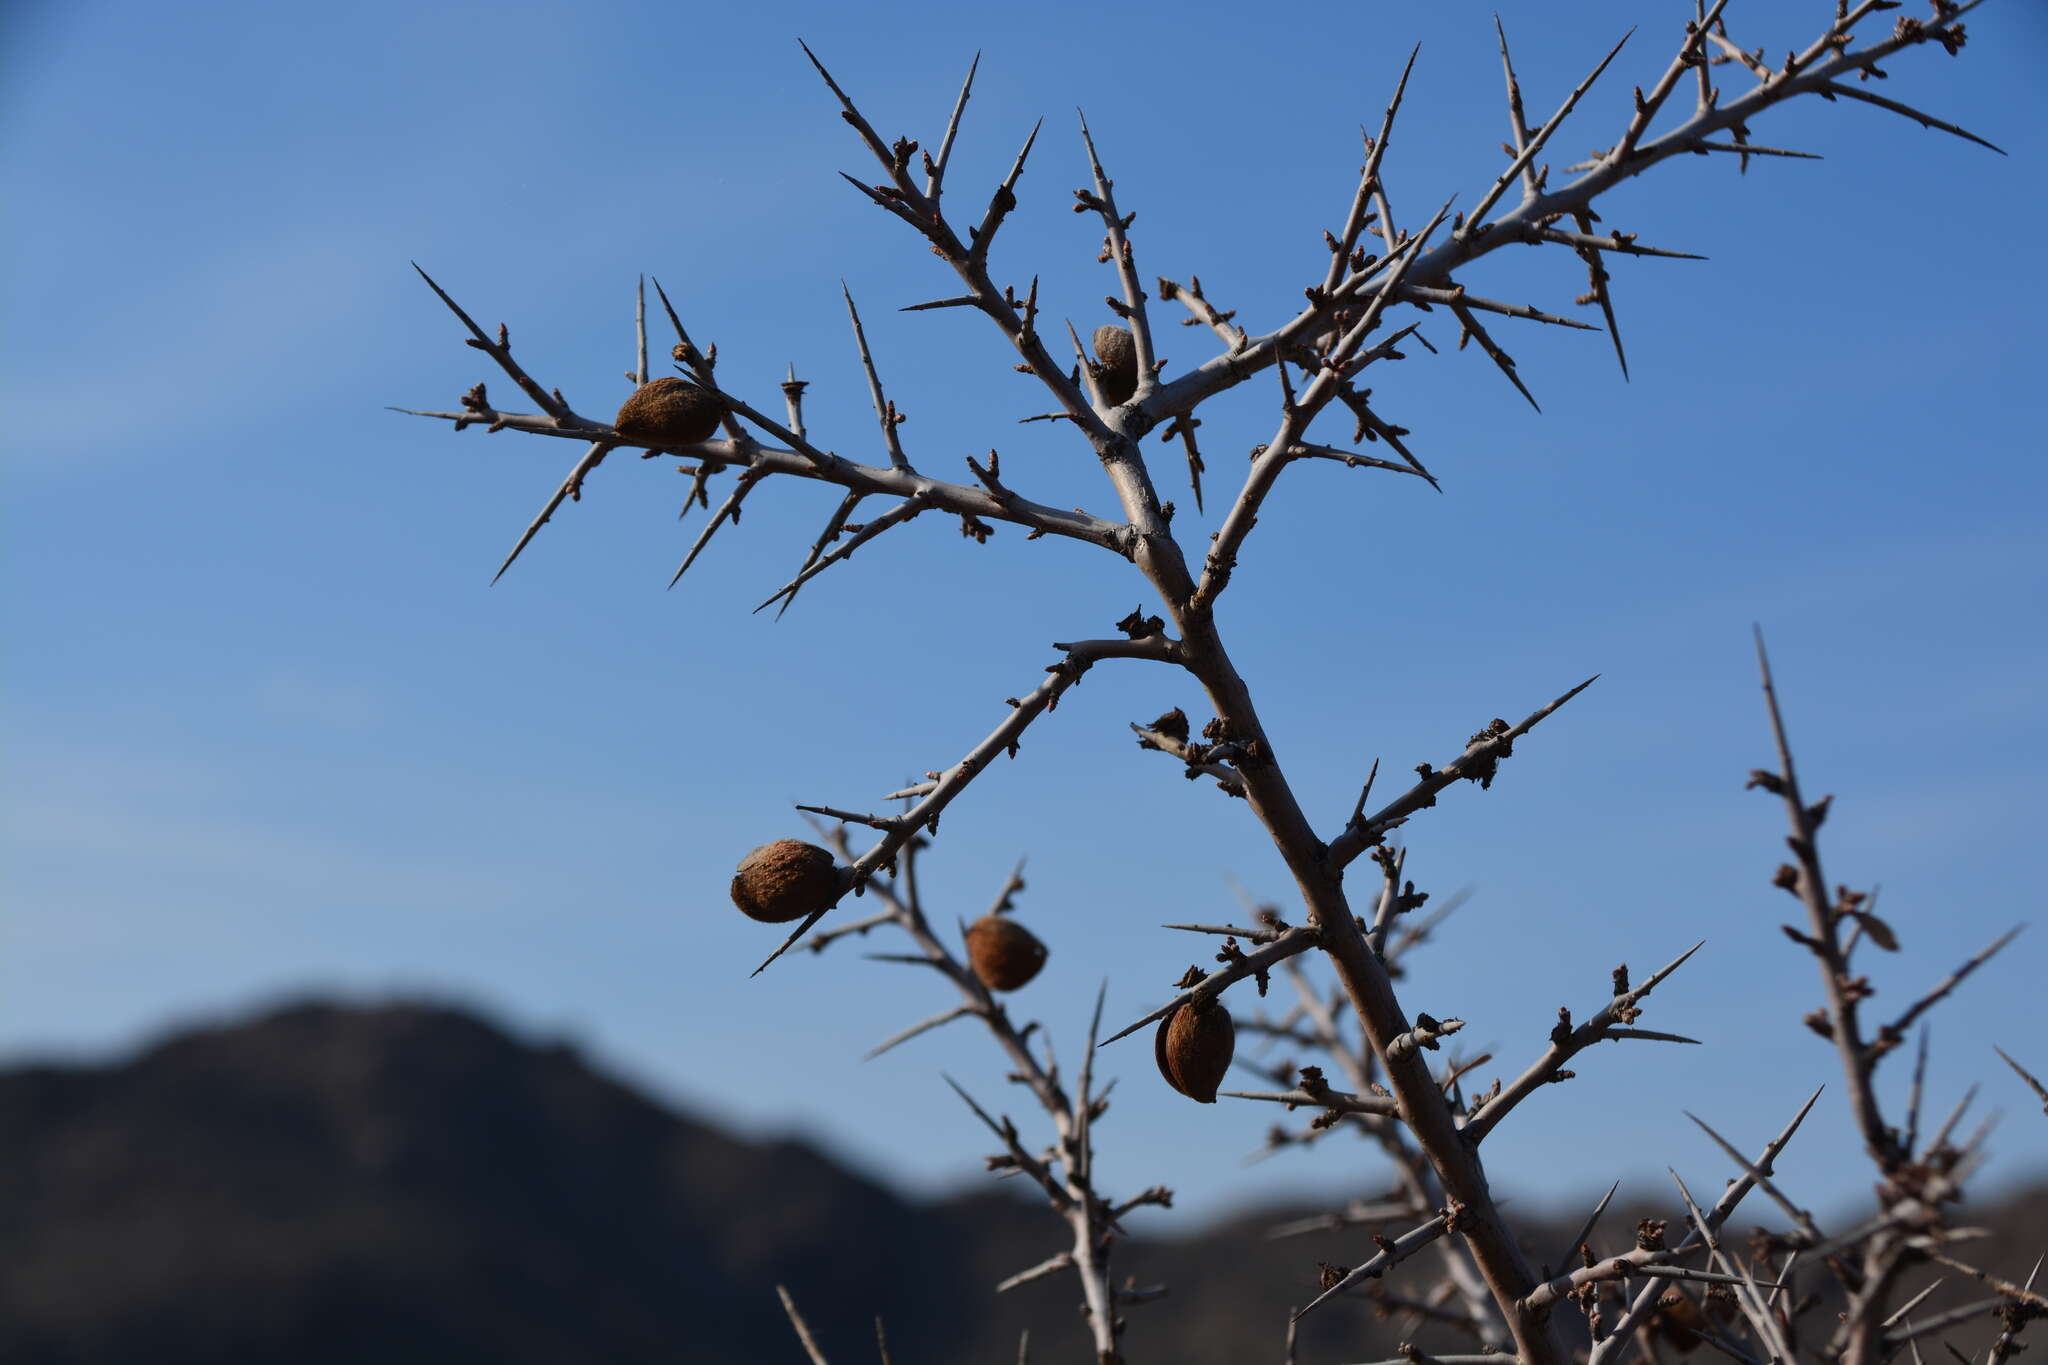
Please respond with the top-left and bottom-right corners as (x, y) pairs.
(0, 1001), (2037, 1363)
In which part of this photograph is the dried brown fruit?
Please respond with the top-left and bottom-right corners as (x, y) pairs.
(614, 377), (723, 447)
(964, 915), (1048, 991)
(729, 839), (840, 923)
(1091, 324), (1138, 406)
(1652, 1290), (1706, 1355)
(1155, 997), (1235, 1103)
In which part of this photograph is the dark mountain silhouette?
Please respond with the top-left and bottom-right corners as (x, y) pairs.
(0, 1001), (2037, 1363)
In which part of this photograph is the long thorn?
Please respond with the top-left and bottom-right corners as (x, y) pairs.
(1993, 1045), (2048, 1113)
(771, 491), (867, 620)
(926, 51), (980, 197)
(668, 470), (763, 589)
(1553, 1178), (1622, 1272)
(1465, 28), (1635, 230)
(492, 441), (616, 584)
(842, 283), (909, 469)
(1821, 82), (2006, 155)
(778, 1285), (831, 1365)
(865, 1004), (976, 1061)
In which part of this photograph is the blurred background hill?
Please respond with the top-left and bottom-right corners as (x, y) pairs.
(1, 999), (2038, 1364)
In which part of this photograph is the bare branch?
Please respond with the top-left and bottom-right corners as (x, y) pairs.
(1464, 940), (1705, 1144)
(411, 263), (583, 426)
(1876, 927), (2026, 1051)
(1295, 1213), (1451, 1321)
(1076, 110), (1159, 403)
(1333, 675), (1599, 867)
(1464, 29), (1635, 233)
(1752, 627), (1897, 1168)
(1617, 0), (1732, 162)
(754, 495), (930, 614)
(1669, 1168), (1796, 1363)
(1218, 1086), (1401, 1117)
(970, 118), (1043, 267)
(1921, 1254), (2048, 1313)
(1588, 1087), (1823, 1364)
(1685, 1110), (1822, 1243)
(1288, 439), (1433, 479)
(1322, 46), (1419, 296)
(942, 1072), (1070, 1210)
(752, 634), (1176, 975)
(1099, 926), (1322, 1046)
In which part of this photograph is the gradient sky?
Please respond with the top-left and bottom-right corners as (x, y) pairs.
(7, 0), (2046, 1233)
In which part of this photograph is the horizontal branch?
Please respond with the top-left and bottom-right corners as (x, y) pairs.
(1145, 3), (1989, 429)
(398, 406), (1125, 555)
(1219, 1086), (1401, 1117)
(1098, 925), (1322, 1046)
(1129, 718), (1248, 797)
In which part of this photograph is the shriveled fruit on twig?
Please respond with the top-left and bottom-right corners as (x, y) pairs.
(1651, 1292), (1702, 1355)
(730, 839), (840, 923)
(1155, 997), (1234, 1103)
(615, 376), (723, 446)
(964, 915), (1048, 991)
(1651, 1288), (1734, 1355)
(1091, 324), (1137, 406)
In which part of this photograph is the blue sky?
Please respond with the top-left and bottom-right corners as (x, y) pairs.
(7, 0), (2045, 1231)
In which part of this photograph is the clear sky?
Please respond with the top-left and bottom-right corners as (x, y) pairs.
(7, 0), (2045, 1232)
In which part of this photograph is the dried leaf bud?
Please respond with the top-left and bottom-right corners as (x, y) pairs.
(729, 839), (840, 923)
(1154, 997), (1235, 1103)
(964, 915), (1048, 992)
(1091, 324), (1138, 406)
(615, 377), (723, 447)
